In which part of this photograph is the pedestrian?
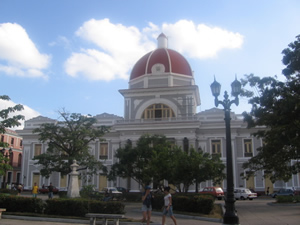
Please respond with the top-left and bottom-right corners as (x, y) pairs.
(17, 183), (23, 196)
(141, 185), (153, 225)
(48, 182), (54, 199)
(266, 187), (270, 196)
(32, 182), (38, 198)
(162, 186), (177, 225)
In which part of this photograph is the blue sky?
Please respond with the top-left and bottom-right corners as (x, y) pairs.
(1, 0), (300, 127)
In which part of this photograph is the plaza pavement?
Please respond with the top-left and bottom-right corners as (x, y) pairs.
(1, 194), (300, 225)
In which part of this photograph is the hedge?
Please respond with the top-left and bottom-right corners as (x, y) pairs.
(0, 188), (18, 195)
(0, 194), (44, 213)
(0, 194), (125, 217)
(276, 195), (300, 203)
(152, 193), (214, 214)
(45, 198), (125, 217)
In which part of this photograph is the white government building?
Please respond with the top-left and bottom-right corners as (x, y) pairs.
(17, 34), (299, 194)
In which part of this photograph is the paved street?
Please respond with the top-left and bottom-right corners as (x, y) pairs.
(1, 196), (300, 225)
(234, 198), (300, 225)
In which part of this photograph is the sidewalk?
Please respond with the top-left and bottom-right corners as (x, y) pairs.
(1, 197), (300, 225)
(2, 201), (221, 225)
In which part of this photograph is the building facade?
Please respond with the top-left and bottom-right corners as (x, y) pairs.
(0, 128), (23, 188)
(17, 34), (299, 193)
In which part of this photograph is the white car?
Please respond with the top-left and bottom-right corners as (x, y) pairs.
(100, 187), (122, 194)
(234, 188), (257, 200)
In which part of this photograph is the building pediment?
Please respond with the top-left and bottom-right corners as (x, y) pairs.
(94, 113), (123, 120)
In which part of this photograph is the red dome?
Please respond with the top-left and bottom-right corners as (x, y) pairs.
(130, 48), (193, 80)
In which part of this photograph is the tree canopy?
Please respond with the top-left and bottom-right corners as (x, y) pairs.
(108, 134), (170, 187)
(241, 35), (300, 182)
(0, 95), (24, 134)
(108, 134), (225, 192)
(33, 110), (109, 179)
(0, 95), (24, 176)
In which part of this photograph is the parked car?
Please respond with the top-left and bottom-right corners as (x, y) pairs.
(99, 187), (123, 201)
(199, 187), (224, 200)
(38, 186), (59, 194)
(234, 188), (257, 200)
(100, 187), (122, 194)
(249, 188), (261, 197)
(58, 187), (68, 192)
(116, 187), (128, 193)
(271, 188), (295, 198)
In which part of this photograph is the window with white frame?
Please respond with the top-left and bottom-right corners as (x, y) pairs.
(244, 139), (253, 157)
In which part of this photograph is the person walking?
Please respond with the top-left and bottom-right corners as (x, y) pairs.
(48, 182), (54, 199)
(141, 186), (153, 225)
(266, 187), (270, 196)
(162, 186), (177, 225)
(32, 183), (38, 198)
(17, 183), (23, 196)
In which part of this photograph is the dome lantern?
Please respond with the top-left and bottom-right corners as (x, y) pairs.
(157, 33), (168, 48)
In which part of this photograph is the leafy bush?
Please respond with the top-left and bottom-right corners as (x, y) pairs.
(0, 195), (44, 213)
(80, 185), (96, 198)
(194, 195), (215, 214)
(45, 199), (88, 217)
(276, 195), (300, 203)
(88, 191), (105, 201)
(152, 193), (214, 214)
(0, 188), (18, 195)
(44, 198), (125, 217)
(123, 192), (142, 202)
(58, 191), (67, 198)
(89, 201), (125, 214)
(294, 195), (300, 203)
(152, 194), (164, 210)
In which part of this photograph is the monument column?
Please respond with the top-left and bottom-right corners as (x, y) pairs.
(67, 160), (80, 198)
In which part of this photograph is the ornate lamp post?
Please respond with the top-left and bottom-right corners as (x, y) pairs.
(210, 77), (241, 225)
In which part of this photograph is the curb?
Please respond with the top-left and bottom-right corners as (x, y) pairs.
(3, 211), (222, 224)
(134, 209), (222, 223)
(3, 215), (88, 224)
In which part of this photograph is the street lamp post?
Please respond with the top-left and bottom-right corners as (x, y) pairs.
(210, 77), (241, 225)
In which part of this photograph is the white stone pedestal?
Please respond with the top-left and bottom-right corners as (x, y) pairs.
(67, 160), (80, 198)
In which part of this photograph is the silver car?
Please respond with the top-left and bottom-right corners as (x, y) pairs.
(271, 188), (295, 198)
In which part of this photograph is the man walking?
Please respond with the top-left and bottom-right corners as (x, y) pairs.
(48, 182), (54, 199)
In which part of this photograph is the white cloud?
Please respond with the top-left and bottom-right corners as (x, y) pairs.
(0, 23), (51, 79)
(65, 18), (156, 81)
(0, 99), (40, 130)
(49, 35), (71, 50)
(162, 20), (244, 58)
(64, 19), (243, 81)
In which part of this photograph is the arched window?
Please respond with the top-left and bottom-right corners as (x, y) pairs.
(142, 104), (175, 119)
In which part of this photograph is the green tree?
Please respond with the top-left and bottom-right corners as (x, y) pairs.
(0, 95), (24, 178)
(241, 34), (300, 182)
(33, 110), (109, 179)
(0, 95), (24, 134)
(108, 134), (171, 186)
(108, 134), (225, 191)
(170, 148), (225, 192)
